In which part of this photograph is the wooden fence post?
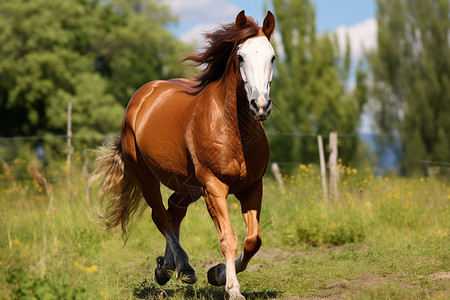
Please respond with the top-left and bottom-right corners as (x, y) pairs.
(67, 101), (72, 197)
(271, 162), (285, 195)
(328, 132), (339, 200)
(317, 135), (328, 203)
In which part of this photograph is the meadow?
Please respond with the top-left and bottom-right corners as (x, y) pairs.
(0, 156), (449, 299)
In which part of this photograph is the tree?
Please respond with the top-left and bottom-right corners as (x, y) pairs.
(368, 0), (449, 175)
(0, 0), (190, 140)
(0, 0), (111, 137)
(93, 0), (192, 106)
(268, 0), (366, 165)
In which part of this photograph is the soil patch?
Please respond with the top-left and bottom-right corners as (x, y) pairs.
(428, 271), (450, 280)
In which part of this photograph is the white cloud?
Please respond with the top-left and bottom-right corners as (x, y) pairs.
(334, 18), (377, 61)
(180, 23), (218, 47)
(164, 0), (239, 23)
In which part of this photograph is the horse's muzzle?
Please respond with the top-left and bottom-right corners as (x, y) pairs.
(250, 98), (272, 121)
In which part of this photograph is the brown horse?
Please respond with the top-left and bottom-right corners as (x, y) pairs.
(90, 10), (275, 299)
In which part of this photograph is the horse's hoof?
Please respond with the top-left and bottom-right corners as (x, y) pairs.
(155, 256), (174, 286)
(178, 267), (197, 284)
(207, 263), (226, 286)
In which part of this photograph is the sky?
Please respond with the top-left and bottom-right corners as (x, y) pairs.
(163, 0), (377, 63)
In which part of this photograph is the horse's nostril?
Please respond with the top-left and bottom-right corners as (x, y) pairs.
(250, 99), (258, 110)
(266, 99), (272, 110)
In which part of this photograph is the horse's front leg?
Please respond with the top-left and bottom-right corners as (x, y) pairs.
(200, 172), (244, 300)
(234, 180), (262, 274)
(208, 180), (263, 288)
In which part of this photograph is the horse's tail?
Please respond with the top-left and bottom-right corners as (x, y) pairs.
(89, 134), (144, 241)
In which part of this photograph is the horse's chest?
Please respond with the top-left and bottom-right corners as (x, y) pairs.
(190, 112), (269, 190)
(209, 137), (268, 191)
(197, 141), (242, 183)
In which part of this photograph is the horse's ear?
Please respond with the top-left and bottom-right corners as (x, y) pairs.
(235, 10), (247, 30)
(262, 11), (275, 40)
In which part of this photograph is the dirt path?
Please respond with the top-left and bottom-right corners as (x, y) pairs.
(251, 247), (450, 299)
(135, 247), (449, 299)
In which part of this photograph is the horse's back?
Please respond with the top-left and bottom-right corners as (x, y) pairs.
(124, 78), (196, 123)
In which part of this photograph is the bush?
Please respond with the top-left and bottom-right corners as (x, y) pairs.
(295, 204), (367, 246)
(6, 270), (88, 300)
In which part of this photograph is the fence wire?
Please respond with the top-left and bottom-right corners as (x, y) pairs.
(0, 132), (448, 183)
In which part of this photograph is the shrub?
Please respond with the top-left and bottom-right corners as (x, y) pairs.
(6, 270), (88, 300)
(295, 204), (367, 246)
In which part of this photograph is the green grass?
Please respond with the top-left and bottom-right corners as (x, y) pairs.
(0, 160), (449, 299)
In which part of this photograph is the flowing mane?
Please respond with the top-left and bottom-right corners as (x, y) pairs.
(183, 16), (260, 93)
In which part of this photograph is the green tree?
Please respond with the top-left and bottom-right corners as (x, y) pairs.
(0, 0), (119, 139)
(368, 0), (449, 175)
(0, 0), (190, 140)
(93, 0), (192, 106)
(268, 0), (366, 165)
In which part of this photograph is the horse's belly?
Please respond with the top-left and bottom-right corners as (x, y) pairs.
(137, 136), (202, 194)
(150, 165), (202, 195)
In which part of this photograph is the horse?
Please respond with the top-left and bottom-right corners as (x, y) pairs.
(90, 10), (275, 300)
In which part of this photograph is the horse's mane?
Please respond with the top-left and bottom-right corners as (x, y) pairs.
(183, 16), (260, 94)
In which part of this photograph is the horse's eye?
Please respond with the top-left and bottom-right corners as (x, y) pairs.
(237, 54), (244, 64)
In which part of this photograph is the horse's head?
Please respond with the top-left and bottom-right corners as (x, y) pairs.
(236, 11), (275, 121)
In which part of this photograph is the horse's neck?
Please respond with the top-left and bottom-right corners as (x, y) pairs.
(223, 76), (239, 120)
(218, 72), (257, 138)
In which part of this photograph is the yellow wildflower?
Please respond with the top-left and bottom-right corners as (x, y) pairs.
(74, 262), (98, 273)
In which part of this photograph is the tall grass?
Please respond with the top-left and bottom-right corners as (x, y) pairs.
(260, 163), (448, 248)
(0, 157), (448, 298)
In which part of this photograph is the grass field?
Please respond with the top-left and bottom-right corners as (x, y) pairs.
(0, 159), (449, 299)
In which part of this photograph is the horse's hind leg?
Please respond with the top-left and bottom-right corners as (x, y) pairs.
(156, 192), (199, 285)
(122, 129), (195, 284)
(138, 177), (197, 285)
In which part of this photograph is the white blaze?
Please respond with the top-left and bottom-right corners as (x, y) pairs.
(237, 36), (275, 120)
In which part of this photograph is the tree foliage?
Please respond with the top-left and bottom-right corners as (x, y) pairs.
(0, 0), (191, 140)
(268, 0), (367, 165)
(368, 0), (449, 174)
